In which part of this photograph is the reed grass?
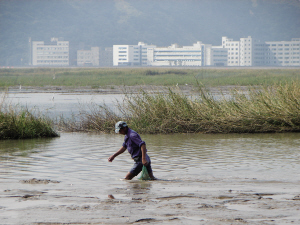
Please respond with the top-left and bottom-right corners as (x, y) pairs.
(57, 104), (122, 133)
(69, 81), (300, 134)
(0, 95), (59, 139)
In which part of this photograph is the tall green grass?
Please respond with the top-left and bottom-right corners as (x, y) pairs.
(0, 95), (59, 139)
(1, 68), (300, 87)
(68, 81), (300, 134)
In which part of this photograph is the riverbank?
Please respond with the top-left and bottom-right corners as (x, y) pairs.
(0, 93), (59, 140)
(1, 176), (299, 224)
(57, 82), (300, 134)
(2, 81), (300, 135)
(0, 109), (59, 139)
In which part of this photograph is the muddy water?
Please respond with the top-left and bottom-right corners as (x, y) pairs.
(1, 92), (300, 224)
(1, 132), (300, 224)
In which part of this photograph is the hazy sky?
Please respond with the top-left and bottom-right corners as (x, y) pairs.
(0, 0), (300, 65)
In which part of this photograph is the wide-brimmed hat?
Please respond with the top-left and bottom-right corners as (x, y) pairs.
(115, 121), (128, 133)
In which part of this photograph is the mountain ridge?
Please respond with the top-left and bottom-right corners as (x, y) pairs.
(0, 0), (299, 66)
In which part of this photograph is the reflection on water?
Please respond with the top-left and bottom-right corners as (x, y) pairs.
(0, 132), (299, 187)
(0, 138), (54, 157)
(144, 132), (300, 181)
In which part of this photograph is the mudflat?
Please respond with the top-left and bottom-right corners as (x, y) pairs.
(1, 177), (299, 224)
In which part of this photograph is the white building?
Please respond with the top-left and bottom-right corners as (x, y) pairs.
(99, 47), (113, 67)
(77, 47), (99, 66)
(205, 45), (228, 66)
(240, 36), (253, 66)
(222, 36), (253, 66)
(113, 42), (156, 66)
(253, 38), (300, 66)
(113, 37), (300, 67)
(31, 38), (69, 66)
(222, 36), (242, 66)
(223, 36), (300, 67)
(113, 41), (226, 67)
(147, 42), (207, 66)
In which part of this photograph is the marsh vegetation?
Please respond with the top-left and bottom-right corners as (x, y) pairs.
(1, 68), (300, 88)
(0, 94), (59, 139)
(1, 68), (300, 136)
(62, 81), (300, 134)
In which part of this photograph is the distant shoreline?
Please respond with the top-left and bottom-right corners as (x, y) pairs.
(1, 66), (300, 69)
(2, 84), (251, 96)
(1, 67), (300, 88)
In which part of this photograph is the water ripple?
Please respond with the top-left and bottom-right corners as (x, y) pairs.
(0, 132), (299, 183)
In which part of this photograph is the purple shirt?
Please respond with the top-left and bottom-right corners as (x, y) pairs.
(122, 128), (146, 158)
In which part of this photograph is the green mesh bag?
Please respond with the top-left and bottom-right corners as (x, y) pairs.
(139, 165), (151, 180)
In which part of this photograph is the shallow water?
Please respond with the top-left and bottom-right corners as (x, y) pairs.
(4, 91), (124, 118)
(1, 92), (300, 224)
(1, 132), (299, 184)
(1, 133), (300, 224)
(3, 90), (232, 120)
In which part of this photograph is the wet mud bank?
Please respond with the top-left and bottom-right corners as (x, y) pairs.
(1, 177), (299, 224)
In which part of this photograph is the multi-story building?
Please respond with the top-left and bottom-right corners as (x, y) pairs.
(205, 45), (228, 66)
(77, 47), (99, 66)
(240, 36), (253, 66)
(222, 37), (240, 66)
(222, 36), (242, 66)
(99, 47), (113, 67)
(147, 42), (206, 66)
(253, 38), (300, 66)
(223, 36), (300, 67)
(113, 42), (156, 66)
(31, 38), (69, 66)
(112, 37), (300, 67)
